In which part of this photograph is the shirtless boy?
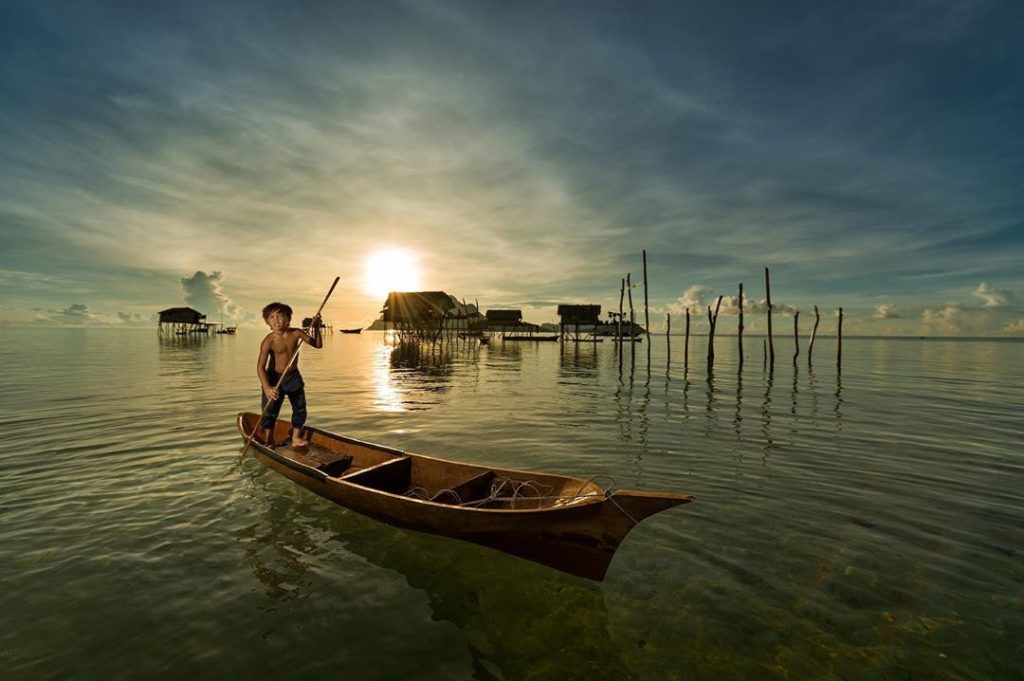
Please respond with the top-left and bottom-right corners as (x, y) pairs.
(257, 302), (323, 448)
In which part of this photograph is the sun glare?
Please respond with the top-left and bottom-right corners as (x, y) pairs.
(363, 249), (422, 299)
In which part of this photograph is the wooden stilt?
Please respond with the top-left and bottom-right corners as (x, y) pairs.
(666, 313), (671, 365)
(738, 282), (744, 370)
(808, 305), (820, 368)
(627, 273), (635, 338)
(642, 249), (650, 360)
(793, 309), (800, 362)
(837, 307), (843, 372)
(684, 308), (690, 370)
(707, 295), (723, 366)
(618, 278), (625, 345)
(765, 267), (775, 371)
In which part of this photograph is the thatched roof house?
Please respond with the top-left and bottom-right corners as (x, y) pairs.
(158, 307), (206, 324)
(381, 291), (458, 324)
(557, 304), (601, 325)
(485, 309), (523, 328)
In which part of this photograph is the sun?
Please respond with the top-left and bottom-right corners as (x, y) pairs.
(363, 249), (422, 299)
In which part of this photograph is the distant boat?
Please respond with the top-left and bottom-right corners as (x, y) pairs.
(237, 412), (694, 581)
(503, 334), (559, 342)
(216, 327), (237, 335)
(339, 328), (363, 334)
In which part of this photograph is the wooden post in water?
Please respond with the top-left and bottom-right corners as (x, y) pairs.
(618, 278), (625, 345)
(837, 307), (843, 372)
(808, 305), (820, 368)
(707, 295), (723, 366)
(643, 250), (651, 363)
(770, 266), (774, 372)
(793, 309), (800, 363)
(684, 308), (690, 370)
(666, 313), (671, 363)
(763, 339), (767, 370)
(627, 272), (635, 340)
(738, 282), (745, 370)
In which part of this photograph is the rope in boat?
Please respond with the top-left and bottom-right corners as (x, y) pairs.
(401, 474), (639, 524)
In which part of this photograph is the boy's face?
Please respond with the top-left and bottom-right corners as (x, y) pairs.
(265, 310), (290, 331)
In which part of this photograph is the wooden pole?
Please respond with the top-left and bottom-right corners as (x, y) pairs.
(684, 308), (690, 370)
(793, 309), (800, 362)
(765, 267), (775, 370)
(808, 305), (820, 367)
(738, 282), (744, 370)
(763, 339), (767, 370)
(666, 313), (671, 363)
(707, 295), (723, 366)
(627, 272), (635, 338)
(837, 307), (843, 372)
(642, 249), (650, 337)
(618, 278), (625, 344)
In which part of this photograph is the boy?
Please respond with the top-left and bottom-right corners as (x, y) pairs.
(257, 302), (323, 448)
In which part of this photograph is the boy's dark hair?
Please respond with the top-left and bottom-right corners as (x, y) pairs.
(262, 302), (293, 320)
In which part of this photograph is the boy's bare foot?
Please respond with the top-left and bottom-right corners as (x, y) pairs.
(290, 427), (309, 449)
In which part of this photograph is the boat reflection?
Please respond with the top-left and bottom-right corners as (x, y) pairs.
(242, 471), (631, 678)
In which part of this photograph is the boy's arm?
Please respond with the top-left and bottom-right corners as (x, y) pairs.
(256, 337), (277, 399)
(298, 316), (323, 349)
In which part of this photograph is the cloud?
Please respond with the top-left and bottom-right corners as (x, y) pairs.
(118, 311), (156, 326)
(39, 303), (106, 325)
(1003, 319), (1024, 333)
(873, 303), (900, 319)
(665, 285), (797, 317)
(973, 282), (1014, 308)
(922, 303), (964, 333)
(665, 286), (712, 315)
(180, 271), (243, 321)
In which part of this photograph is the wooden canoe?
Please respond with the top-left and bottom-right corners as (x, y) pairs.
(237, 412), (694, 580)
(339, 327), (363, 334)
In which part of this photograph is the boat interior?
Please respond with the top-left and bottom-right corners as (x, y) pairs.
(244, 413), (599, 509)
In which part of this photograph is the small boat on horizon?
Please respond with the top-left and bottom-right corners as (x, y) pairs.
(339, 327), (363, 334)
(237, 413), (694, 580)
(503, 334), (560, 342)
(216, 327), (237, 335)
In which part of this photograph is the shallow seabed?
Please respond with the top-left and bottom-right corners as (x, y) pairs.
(1, 329), (1021, 680)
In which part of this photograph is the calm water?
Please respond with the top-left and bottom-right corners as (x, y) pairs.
(2, 329), (1021, 680)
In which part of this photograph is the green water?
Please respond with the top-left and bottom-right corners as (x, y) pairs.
(1, 329), (1021, 680)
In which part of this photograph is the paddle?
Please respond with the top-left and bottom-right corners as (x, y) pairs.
(237, 276), (340, 461)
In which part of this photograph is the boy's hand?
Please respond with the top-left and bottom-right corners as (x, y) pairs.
(263, 385), (279, 401)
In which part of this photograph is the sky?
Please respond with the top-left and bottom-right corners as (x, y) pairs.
(1, 0), (1022, 335)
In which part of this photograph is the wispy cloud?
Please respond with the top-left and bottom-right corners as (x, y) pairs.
(973, 282), (1015, 308)
(873, 304), (900, 319)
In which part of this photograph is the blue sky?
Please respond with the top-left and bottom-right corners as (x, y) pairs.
(1, 0), (1022, 335)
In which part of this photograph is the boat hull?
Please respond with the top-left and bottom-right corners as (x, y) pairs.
(237, 413), (693, 580)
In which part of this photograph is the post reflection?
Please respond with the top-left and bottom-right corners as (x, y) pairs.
(370, 341), (457, 413)
(704, 366), (718, 436)
(835, 372), (844, 431)
(761, 371), (775, 465)
(559, 342), (600, 374)
(734, 367), (743, 440)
